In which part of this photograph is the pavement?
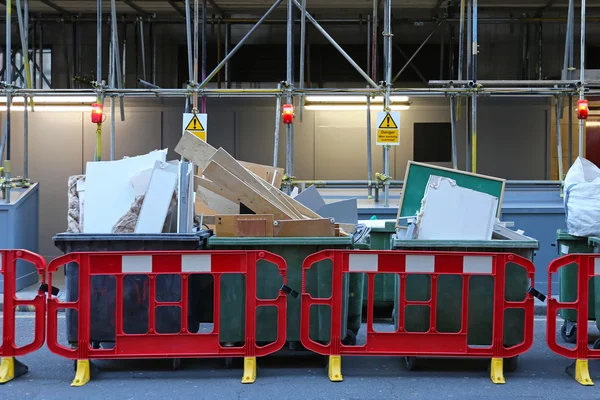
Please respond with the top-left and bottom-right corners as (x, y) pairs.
(2, 315), (600, 400)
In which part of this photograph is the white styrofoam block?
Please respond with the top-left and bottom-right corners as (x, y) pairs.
(417, 175), (498, 241)
(83, 149), (167, 233)
(135, 161), (178, 234)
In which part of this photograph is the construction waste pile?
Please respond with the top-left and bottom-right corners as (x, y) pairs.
(67, 132), (363, 238)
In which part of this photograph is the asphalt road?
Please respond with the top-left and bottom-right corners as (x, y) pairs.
(2, 315), (600, 400)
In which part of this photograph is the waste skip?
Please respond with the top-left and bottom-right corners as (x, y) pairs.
(363, 221), (396, 311)
(207, 236), (363, 348)
(392, 228), (538, 370)
(555, 230), (596, 343)
(53, 232), (212, 345)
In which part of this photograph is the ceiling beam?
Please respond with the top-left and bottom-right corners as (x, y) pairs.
(167, 0), (185, 18)
(535, 0), (558, 17)
(120, 0), (148, 15)
(432, 0), (444, 17)
(38, 0), (72, 16)
(207, 0), (224, 17)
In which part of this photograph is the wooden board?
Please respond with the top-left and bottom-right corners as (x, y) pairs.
(396, 161), (506, 227)
(240, 161), (284, 188)
(202, 161), (294, 220)
(274, 219), (336, 237)
(216, 214), (274, 237)
(195, 176), (240, 214)
(175, 131), (217, 169)
(209, 148), (302, 219)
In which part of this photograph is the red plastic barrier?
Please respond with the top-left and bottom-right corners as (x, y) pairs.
(300, 250), (537, 383)
(46, 250), (288, 386)
(547, 254), (600, 386)
(0, 250), (47, 383)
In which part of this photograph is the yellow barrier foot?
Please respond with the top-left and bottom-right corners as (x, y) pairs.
(241, 357), (256, 384)
(71, 360), (91, 387)
(0, 357), (28, 384)
(575, 359), (594, 386)
(490, 358), (505, 384)
(328, 355), (343, 382)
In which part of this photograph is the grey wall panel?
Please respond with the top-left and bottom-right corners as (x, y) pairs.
(236, 109), (278, 165)
(7, 111), (84, 259)
(82, 111), (162, 163)
(204, 111), (236, 156)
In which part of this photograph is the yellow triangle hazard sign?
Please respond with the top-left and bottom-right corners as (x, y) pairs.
(185, 114), (205, 131)
(378, 113), (398, 129)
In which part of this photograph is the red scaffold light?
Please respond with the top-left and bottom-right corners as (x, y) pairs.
(282, 104), (294, 124)
(91, 103), (103, 123)
(578, 99), (589, 120)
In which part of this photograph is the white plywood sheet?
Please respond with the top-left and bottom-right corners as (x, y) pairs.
(417, 176), (498, 241)
(136, 161), (179, 233)
(83, 149), (167, 233)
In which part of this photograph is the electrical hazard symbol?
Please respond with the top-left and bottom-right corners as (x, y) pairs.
(376, 111), (400, 146)
(182, 113), (208, 141)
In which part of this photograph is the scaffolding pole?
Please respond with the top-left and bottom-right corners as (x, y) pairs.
(286, 0), (294, 193)
(273, 82), (282, 168)
(579, 0), (585, 157)
(383, 0), (392, 208)
(3, 0), (12, 203)
(471, 0), (478, 173)
(367, 15), (373, 199)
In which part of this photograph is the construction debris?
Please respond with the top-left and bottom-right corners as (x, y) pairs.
(175, 132), (350, 237)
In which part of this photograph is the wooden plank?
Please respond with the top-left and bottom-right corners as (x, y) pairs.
(210, 148), (302, 219)
(249, 171), (322, 219)
(216, 214), (274, 237)
(195, 176), (240, 214)
(175, 131), (217, 169)
(240, 160), (284, 188)
(274, 219), (335, 237)
(202, 161), (295, 220)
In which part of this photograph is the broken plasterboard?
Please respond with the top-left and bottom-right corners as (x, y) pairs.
(136, 161), (179, 233)
(416, 175), (498, 241)
(83, 149), (168, 233)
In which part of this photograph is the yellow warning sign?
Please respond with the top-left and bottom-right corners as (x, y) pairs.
(376, 112), (400, 146)
(185, 114), (205, 131)
(378, 113), (398, 129)
(182, 112), (208, 141)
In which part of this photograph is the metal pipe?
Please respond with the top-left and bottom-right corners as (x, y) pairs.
(298, 0), (306, 122)
(579, 0), (586, 157)
(472, 0), (477, 81)
(450, 96), (458, 169)
(293, 0), (379, 89)
(224, 22), (230, 88)
(383, 0), (392, 208)
(458, 0), (465, 80)
(367, 16), (373, 199)
(138, 78), (160, 89)
(38, 22), (42, 88)
(96, 0), (102, 84)
(371, 0), (378, 83)
(185, 0), (194, 82)
(273, 82), (282, 167)
(110, 38), (115, 160)
(199, 0), (285, 89)
(537, 23), (543, 80)
(392, 20), (442, 83)
(466, 0), (472, 80)
(193, 0), (199, 110)
(429, 79), (580, 87)
(471, 0), (478, 173)
(23, 0), (28, 178)
(569, 96), (573, 166)
(150, 18), (156, 85)
(440, 26), (445, 79)
(286, 0), (294, 192)
(110, 0), (125, 121)
(31, 18), (35, 89)
(555, 97), (564, 181)
(217, 18), (221, 88)
(4, 0), (11, 203)
(201, 0), (206, 113)
(139, 17), (147, 80)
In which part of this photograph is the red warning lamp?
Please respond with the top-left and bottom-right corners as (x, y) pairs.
(91, 103), (103, 123)
(282, 104), (294, 124)
(577, 99), (589, 120)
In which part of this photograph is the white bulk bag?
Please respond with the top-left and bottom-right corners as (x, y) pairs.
(564, 157), (600, 237)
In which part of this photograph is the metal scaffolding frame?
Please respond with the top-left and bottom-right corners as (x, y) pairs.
(0, 0), (591, 206)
